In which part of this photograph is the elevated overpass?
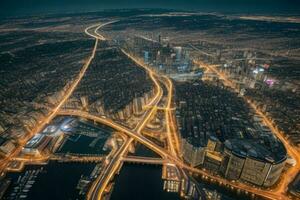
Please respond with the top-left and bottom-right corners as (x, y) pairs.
(57, 110), (281, 200)
(121, 156), (164, 165)
(50, 153), (104, 163)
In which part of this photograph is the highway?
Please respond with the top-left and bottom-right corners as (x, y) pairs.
(53, 33), (286, 198)
(194, 59), (300, 198)
(189, 44), (215, 57)
(160, 75), (181, 157)
(134, 34), (158, 43)
(52, 26), (288, 199)
(84, 74), (162, 199)
(87, 136), (133, 200)
(56, 52), (283, 199)
(84, 28), (164, 200)
(56, 110), (168, 159)
(116, 53), (287, 200)
(57, 109), (281, 199)
(86, 89), (162, 199)
(13, 154), (105, 163)
(49, 154), (104, 163)
(104, 49), (299, 199)
(85, 21), (119, 40)
(0, 21), (117, 173)
(86, 91), (162, 200)
(121, 156), (164, 165)
(2, 20), (295, 200)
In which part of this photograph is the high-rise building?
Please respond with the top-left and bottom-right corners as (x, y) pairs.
(133, 97), (143, 115)
(240, 158), (271, 186)
(80, 96), (88, 109)
(174, 47), (182, 62)
(181, 138), (205, 167)
(144, 51), (149, 64)
(223, 139), (286, 186)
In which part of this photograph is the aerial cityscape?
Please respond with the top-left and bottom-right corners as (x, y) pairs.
(0, 0), (300, 199)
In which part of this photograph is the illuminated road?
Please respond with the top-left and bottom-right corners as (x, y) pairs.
(57, 109), (172, 160)
(0, 21), (115, 173)
(87, 91), (162, 200)
(14, 154), (105, 163)
(160, 75), (181, 157)
(106, 50), (294, 199)
(87, 92), (162, 199)
(81, 29), (163, 199)
(119, 35), (180, 157)
(51, 23), (298, 200)
(194, 59), (298, 199)
(49, 154), (104, 163)
(134, 34), (158, 43)
(81, 73), (162, 200)
(2, 20), (293, 200)
(85, 21), (118, 40)
(57, 48), (285, 199)
(189, 44), (214, 57)
(87, 137), (133, 200)
(65, 46), (286, 200)
(50, 36), (288, 199)
(57, 108), (282, 200)
(62, 46), (164, 199)
(121, 156), (164, 165)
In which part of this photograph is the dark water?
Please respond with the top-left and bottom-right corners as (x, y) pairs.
(110, 164), (181, 200)
(58, 134), (109, 155)
(195, 177), (253, 200)
(58, 120), (112, 155)
(4, 162), (95, 200)
(130, 142), (161, 158)
(4, 162), (256, 200)
(110, 163), (254, 200)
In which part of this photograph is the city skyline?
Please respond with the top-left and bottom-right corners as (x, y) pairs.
(0, 4), (299, 200)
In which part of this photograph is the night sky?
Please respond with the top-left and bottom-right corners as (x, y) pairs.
(1, 0), (300, 17)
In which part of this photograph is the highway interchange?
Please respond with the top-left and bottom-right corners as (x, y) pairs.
(1, 20), (299, 200)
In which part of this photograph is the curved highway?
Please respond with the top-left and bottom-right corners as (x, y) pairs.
(57, 21), (288, 199)
(6, 20), (292, 200)
(0, 21), (114, 173)
(84, 24), (164, 200)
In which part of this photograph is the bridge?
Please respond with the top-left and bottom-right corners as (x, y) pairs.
(50, 153), (104, 163)
(0, 21), (115, 173)
(12, 22), (287, 200)
(85, 41), (164, 200)
(57, 104), (280, 200)
(121, 156), (164, 165)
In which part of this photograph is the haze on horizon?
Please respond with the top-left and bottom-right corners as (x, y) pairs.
(1, 0), (300, 17)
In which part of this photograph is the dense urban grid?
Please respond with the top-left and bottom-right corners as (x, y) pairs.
(0, 9), (299, 200)
(65, 45), (154, 123)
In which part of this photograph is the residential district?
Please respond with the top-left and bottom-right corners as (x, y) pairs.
(0, 9), (299, 200)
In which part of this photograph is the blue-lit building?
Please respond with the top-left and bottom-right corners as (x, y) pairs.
(144, 51), (149, 64)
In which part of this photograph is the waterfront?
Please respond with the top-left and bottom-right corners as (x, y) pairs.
(110, 163), (254, 200)
(4, 162), (95, 200)
(110, 163), (181, 200)
(131, 142), (160, 158)
(194, 175), (253, 200)
(0, 7), (299, 200)
(3, 161), (257, 200)
(57, 118), (113, 155)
